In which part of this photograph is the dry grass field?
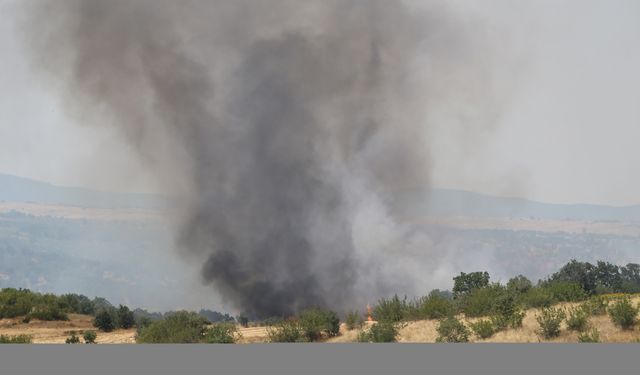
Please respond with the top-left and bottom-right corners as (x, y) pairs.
(3, 297), (640, 344)
(329, 296), (640, 343)
(0, 314), (135, 344)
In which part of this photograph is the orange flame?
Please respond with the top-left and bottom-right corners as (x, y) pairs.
(366, 303), (373, 322)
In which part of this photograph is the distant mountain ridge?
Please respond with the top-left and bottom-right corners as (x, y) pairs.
(2, 173), (640, 222)
(396, 188), (640, 223)
(0, 173), (164, 209)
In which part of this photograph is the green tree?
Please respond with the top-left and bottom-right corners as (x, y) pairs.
(453, 272), (490, 298)
(116, 305), (135, 329)
(94, 310), (115, 332)
(507, 275), (533, 294)
(549, 260), (597, 294)
(136, 311), (210, 343)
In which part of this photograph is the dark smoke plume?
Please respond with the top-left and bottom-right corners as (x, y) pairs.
(23, 0), (513, 317)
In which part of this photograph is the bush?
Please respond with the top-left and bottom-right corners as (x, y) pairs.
(583, 298), (605, 317)
(267, 320), (306, 343)
(566, 307), (589, 332)
(536, 307), (566, 339)
(489, 309), (524, 331)
(65, 333), (81, 344)
(509, 310), (525, 328)
(0, 334), (32, 344)
(469, 320), (495, 339)
(116, 305), (135, 329)
(581, 296), (608, 316)
(409, 292), (453, 320)
(60, 294), (95, 315)
(298, 308), (340, 341)
(372, 295), (406, 323)
(204, 323), (237, 344)
(544, 282), (588, 302)
(136, 311), (210, 343)
(83, 330), (97, 344)
(608, 297), (639, 330)
(0, 288), (35, 318)
(458, 284), (505, 318)
(577, 328), (600, 343)
(519, 287), (554, 309)
(357, 321), (398, 343)
(345, 310), (364, 330)
(490, 293), (524, 329)
(436, 316), (469, 343)
(507, 275), (533, 294)
(94, 310), (116, 332)
(237, 314), (249, 328)
(30, 306), (69, 321)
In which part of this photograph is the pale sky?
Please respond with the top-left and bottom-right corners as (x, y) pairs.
(1, 0), (640, 205)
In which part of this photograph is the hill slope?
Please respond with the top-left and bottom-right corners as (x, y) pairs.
(0, 174), (163, 209)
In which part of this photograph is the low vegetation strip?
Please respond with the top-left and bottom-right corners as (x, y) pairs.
(2, 259), (640, 343)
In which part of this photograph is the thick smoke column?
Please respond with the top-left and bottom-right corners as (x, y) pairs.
(24, 0), (511, 317)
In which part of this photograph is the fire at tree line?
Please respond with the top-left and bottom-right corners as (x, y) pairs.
(2, 259), (640, 343)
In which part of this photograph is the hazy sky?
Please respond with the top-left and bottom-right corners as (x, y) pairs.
(1, 0), (639, 206)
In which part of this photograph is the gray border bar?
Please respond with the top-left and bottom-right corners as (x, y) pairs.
(0, 344), (637, 375)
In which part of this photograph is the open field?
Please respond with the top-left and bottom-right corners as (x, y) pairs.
(0, 314), (135, 344)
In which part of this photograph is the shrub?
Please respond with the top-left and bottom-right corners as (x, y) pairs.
(608, 297), (639, 330)
(204, 323), (237, 344)
(410, 292), (453, 320)
(83, 330), (97, 344)
(22, 315), (31, 324)
(490, 293), (524, 329)
(267, 320), (306, 343)
(469, 320), (495, 339)
(577, 328), (600, 343)
(65, 333), (81, 344)
(237, 314), (249, 328)
(0, 288), (34, 318)
(0, 334), (32, 344)
(357, 321), (398, 343)
(507, 275), (533, 294)
(30, 306), (69, 321)
(136, 311), (210, 343)
(536, 307), (566, 339)
(116, 305), (135, 329)
(372, 295), (406, 323)
(508, 310), (525, 328)
(566, 307), (589, 332)
(345, 310), (364, 330)
(298, 308), (340, 341)
(60, 294), (95, 315)
(436, 316), (469, 343)
(519, 287), (554, 309)
(94, 310), (116, 332)
(459, 284), (505, 318)
(581, 296), (608, 316)
(544, 281), (588, 302)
